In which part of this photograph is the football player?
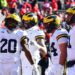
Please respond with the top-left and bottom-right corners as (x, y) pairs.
(0, 13), (35, 75)
(21, 12), (47, 75)
(66, 6), (75, 75)
(43, 15), (69, 75)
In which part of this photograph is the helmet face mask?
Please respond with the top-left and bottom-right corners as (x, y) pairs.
(44, 22), (57, 33)
(5, 18), (18, 31)
(22, 20), (32, 29)
(22, 13), (38, 29)
(65, 13), (73, 24)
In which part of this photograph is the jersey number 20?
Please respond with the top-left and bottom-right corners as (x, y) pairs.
(0, 39), (17, 53)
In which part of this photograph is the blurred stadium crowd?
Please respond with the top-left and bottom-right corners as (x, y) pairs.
(0, 0), (75, 28)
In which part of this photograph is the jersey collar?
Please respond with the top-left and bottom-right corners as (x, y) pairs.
(26, 25), (38, 32)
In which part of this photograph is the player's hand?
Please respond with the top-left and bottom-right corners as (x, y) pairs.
(30, 40), (40, 49)
(30, 40), (38, 46)
(45, 64), (64, 75)
(30, 40), (47, 58)
(32, 64), (40, 75)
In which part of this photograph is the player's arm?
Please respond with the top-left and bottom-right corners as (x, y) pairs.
(56, 33), (68, 65)
(59, 42), (67, 65)
(35, 35), (47, 58)
(20, 36), (34, 65)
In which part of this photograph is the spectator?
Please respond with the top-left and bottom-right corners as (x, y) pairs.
(70, 0), (75, 7)
(0, 0), (8, 9)
(60, 0), (65, 9)
(56, 0), (62, 10)
(42, 0), (52, 16)
(66, 0), (71, 9)
(7, 0), (17, 8)
(42, 0), (51, 11)
(65, 0), (75, 8)
(20, 0), (32, 17)
(31, 0), (40, 14)
(7, 0), (17, 13)
(51, 0), (58, 12)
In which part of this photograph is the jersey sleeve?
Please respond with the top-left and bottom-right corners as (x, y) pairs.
(14, 29), (28, 42)
(20, 30), (28, 43)
(56, 29), (69, 44)
(35, 29), (45, 39)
